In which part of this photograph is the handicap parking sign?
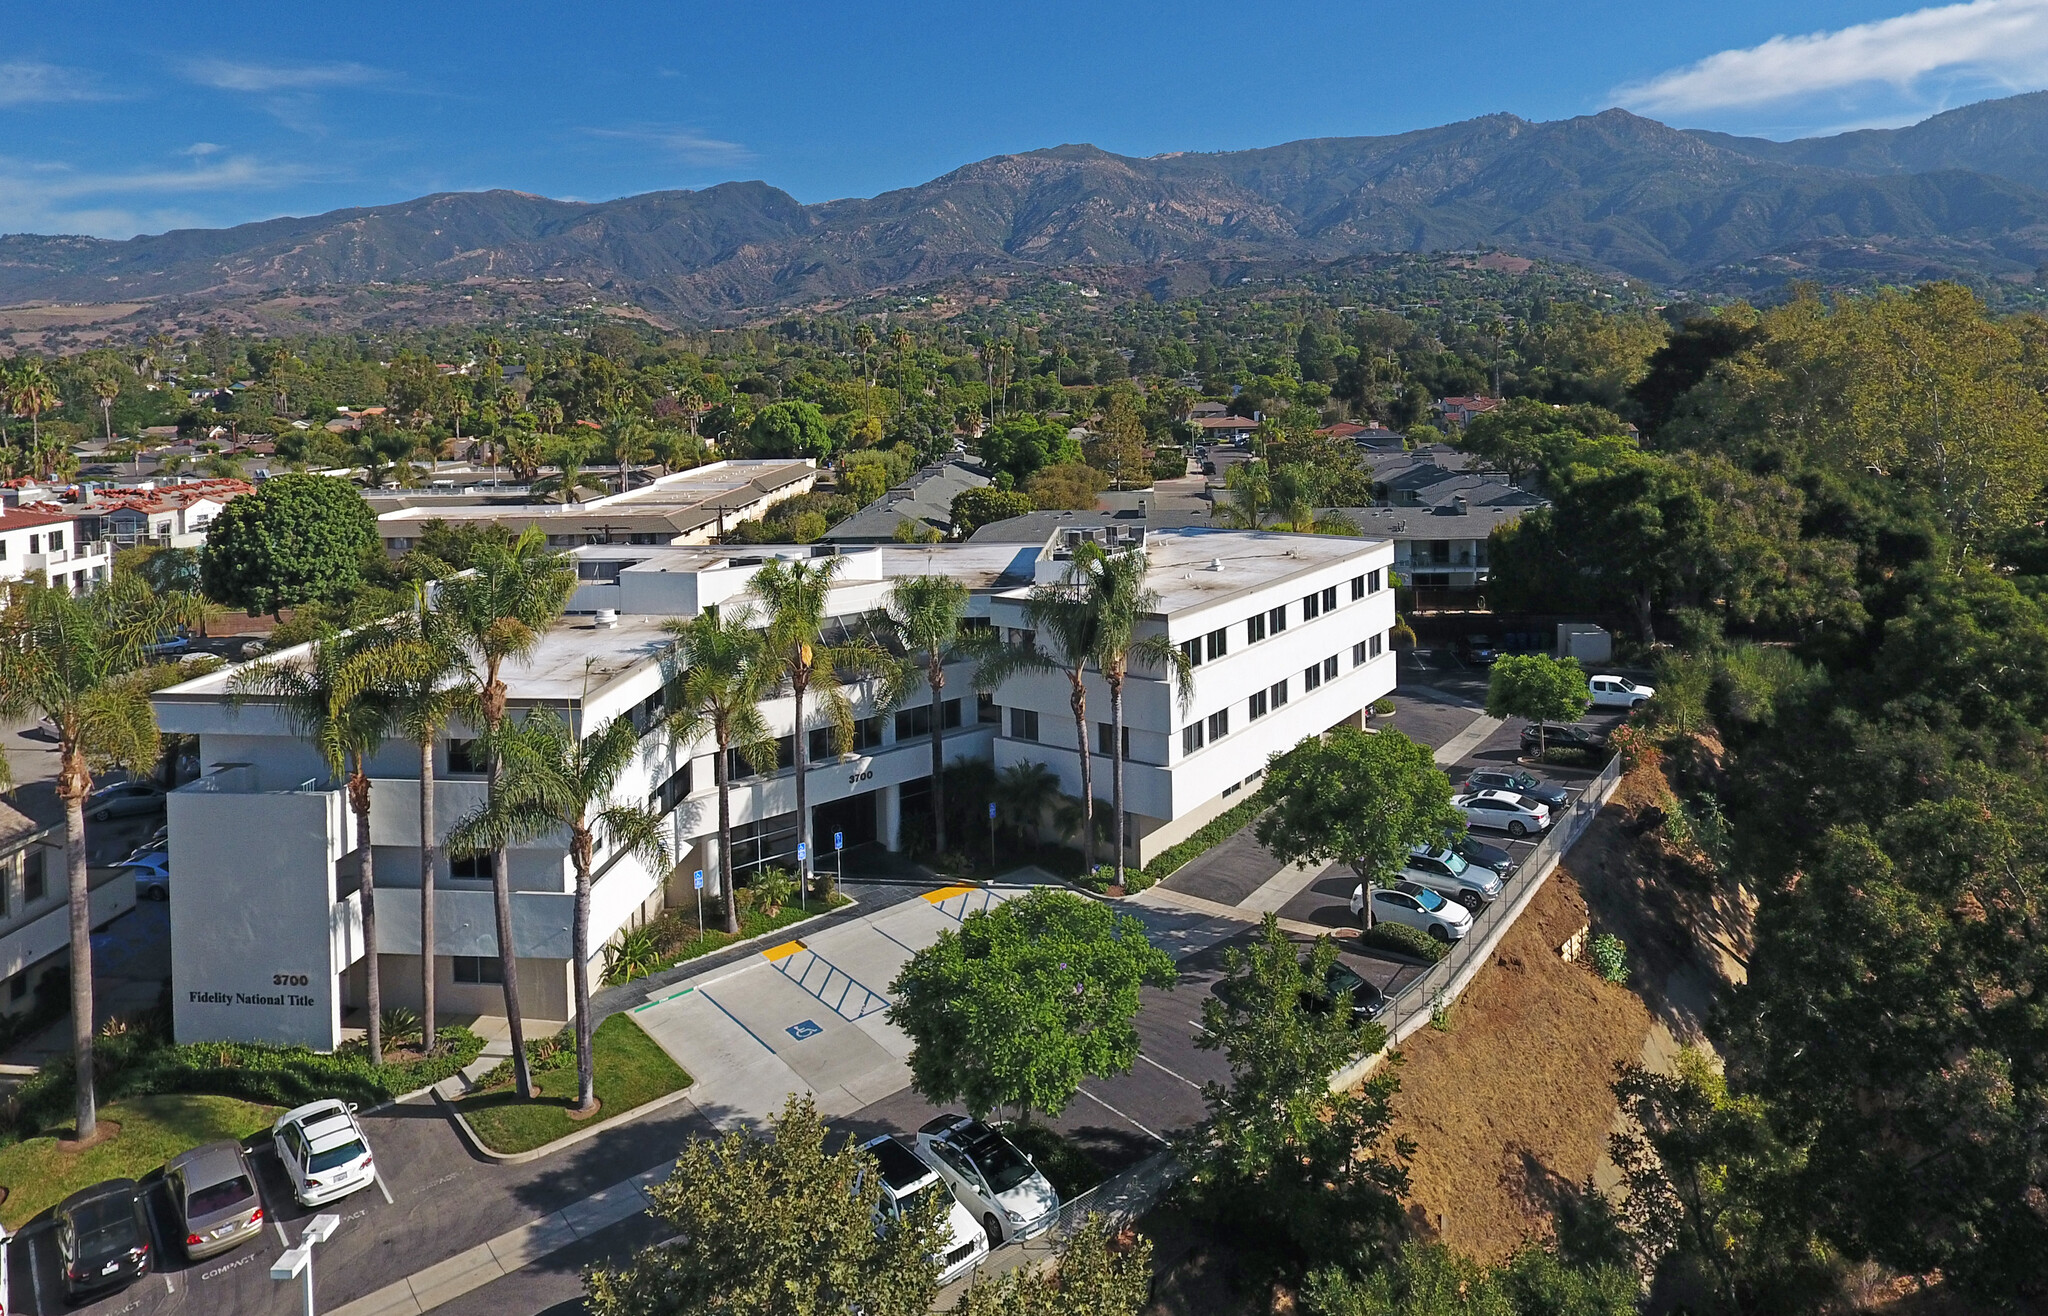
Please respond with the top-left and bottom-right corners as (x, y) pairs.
(797, 842), (806, 861)
(693, 869), (704, 890)
(786, 1019), (823, 1041)
(834, 831), (843, 851)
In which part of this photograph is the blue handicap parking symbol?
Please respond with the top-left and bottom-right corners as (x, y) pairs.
(786, 1019), (823, 1041)
(693, 869), (704, 890)
(834, 831), (843, 850)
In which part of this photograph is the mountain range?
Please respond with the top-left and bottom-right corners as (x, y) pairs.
(13, 93), (2048, 318)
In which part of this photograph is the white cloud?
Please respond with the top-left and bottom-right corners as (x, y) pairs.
(584, 125), (753, 166)
(1617, 0), (2048, 115)
(0, 60), (106, 107)
(0, 152), (316, 238)
(182, 57), (379, 93)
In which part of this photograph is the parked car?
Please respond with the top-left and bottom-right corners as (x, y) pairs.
(1462, 768), (1569, 809)
(1463, 635), (1501, 665)
(1401, 845), (1503, 910)
(273, 1100), (376, 1206)
(1519, 722), (1607, 754)
(86, 779), (167, 822)
(122, 851), (170, 901)
(1201, 460), (1216, 475)
(1453, 833), (1515, 876)
(1589, 674), (1655, 709)
(142, 632), (192, 658)
(55, 1180), (151, 1301)
(914, 1115), (1059, 1246)
(1214, 953), (1390, 1023)
(167, 1140), (264, 1260)
(859, 1134), (988, 1284)
(1452, 789), (1552, 837)
(1352, 881), (1474, 942)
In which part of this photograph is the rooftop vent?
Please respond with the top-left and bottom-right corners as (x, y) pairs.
(1208, 557), (1224, 571)
(593, 608), (619, 629)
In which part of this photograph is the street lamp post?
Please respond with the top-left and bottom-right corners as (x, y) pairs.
(271, 1213), (341, 1316)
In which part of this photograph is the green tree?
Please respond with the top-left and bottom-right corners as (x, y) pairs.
(1484, 655), (1591, 759)
(662, 605), (778, 933)
(1218, 458), (1272, 529)
(950, 487), (1034, 536)
(1186, 916), (1407, 1273)
(1301, 1242), (1638, 1316)
(1083, 547), (1194, 885)
(452, 708), (669, 1113)
(584, 1094), (944, 1316)
(842, 460), (889, 506)
(1087, 393), (1148, 490)
(1254, 728), (1462, 928)
(1024, 462), (1108, 512)
(232, 629), (399, 1064)
(958, 1215), (1154, 1316)
(875, 575), (998, 856)
(533, 437), (608, 503)
(200, 474), (378, 617)
(433, 529), (578, 1099)
(887, 888), (1176, 1122)
(747, 400), (833, 460)
(751, 557), (893, 898)
(0, 577), (178, 1141)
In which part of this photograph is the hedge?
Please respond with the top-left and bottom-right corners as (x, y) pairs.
(1137, 794), (1267, 889)
(1357, 922), (1451, 963)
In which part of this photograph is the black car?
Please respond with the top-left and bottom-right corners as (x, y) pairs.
(1520, 722), (1607, 753)
(1217, 957), (1388, 1024)
(1463, 768), (1570, 809)
(57, 1179), (152, 1300)
(1453, 833), (1515, 875)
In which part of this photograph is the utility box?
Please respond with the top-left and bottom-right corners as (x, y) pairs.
(1556, 623), (1612, 664)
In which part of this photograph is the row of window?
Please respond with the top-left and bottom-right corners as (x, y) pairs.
(1181, 629), (1392, 756)
(1181, 570), (1385, 668)
(0, 529), (64, 559)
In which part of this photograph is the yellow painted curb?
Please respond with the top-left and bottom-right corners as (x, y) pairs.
(762, 939), (807, 961)
(922, 884), (976, 903)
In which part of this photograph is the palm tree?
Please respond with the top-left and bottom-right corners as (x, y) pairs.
(8, 359), (56, 453)
(1083, 548), (1195, 888)
(607, 412), (653, 493)
(972, 572), (1106, 872)
(993, 760), (1061, 847)
(92, 373), (121, 443)
(451, 706), (668, 1114)
(232, 629), (398, 1063)
(371, 596), (474, 1053)
(662, 606), (778, 934)
(751, 557), (894, 897)
(1217, 459), (1271, 529)
(534, 438), (606, 504)
(875, 574), (999, 857)
(434, 529), (577, 1099)
(533, 397), (564, 434)
(0, 577), (177, 1141)
(502, 430), (545, 483)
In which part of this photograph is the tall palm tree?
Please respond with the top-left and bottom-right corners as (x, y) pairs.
(8, 359), (56, 454)
(92, 373), (121, 443)
(535, 438), (606, 504)
(451, 707), (668, 1114)
(1217, 459), (1272, 529)
(232, 627), (399, 1063)
(1083, 548), (1196, 887)
(662, 606), (778, 934)
(369, 596), (474, 1053)
(434, 529), (577, 1099)
(875, 574), (999, 857)
(751, 557), (894, 897)
(0, 577), (177, 1141)
(607, 413), (653, 493)
(972, 569), (1106, 873)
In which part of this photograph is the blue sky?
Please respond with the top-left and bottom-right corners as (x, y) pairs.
(8, 0), (2048, 239)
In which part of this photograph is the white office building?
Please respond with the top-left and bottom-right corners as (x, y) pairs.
(151, 526), (1395, 1050)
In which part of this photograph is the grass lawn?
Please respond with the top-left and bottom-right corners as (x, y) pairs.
(456, 1014), (691, 1155)
(0, 1094), (280, 1229)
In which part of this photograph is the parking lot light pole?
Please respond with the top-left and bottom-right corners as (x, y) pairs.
(271, 1212), (341, 1316)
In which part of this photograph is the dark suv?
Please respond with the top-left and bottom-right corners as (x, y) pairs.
(1520, 722), (1606, 753)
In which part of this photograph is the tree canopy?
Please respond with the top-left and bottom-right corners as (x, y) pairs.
(199, 474), (379, 616)
(1255, 728), (1462, 890)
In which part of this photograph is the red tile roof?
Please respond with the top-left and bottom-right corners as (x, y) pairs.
(0, 508), (77, 532)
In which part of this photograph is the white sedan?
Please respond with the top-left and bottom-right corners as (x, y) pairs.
(1452, 789), (1552, 837)
(1353, 880), (1475, 942)
(273, 1100), (377, 1206)
(1589, 674), (1655, 708)
(915, 1115), (1059, 1246)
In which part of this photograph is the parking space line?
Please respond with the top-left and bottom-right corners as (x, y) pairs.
(1077, 1087), (1169, 1145)
(1139, 1053), (1202, 1091)
(633, 985), (694, 1013)
(872, 923), (918, 955)
(27, 1232), (46, 1314)
(696, 987), (777, 1054)
(377, 1171), (394, 1206)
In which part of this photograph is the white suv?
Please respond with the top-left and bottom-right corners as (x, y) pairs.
(914, 1115), (1059, 1246)
(860, 1134), (988, 1284)
(1589, 675), (1655, 708)
(272, 1100), (376, 1206)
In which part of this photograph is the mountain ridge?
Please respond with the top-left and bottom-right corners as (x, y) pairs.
(14, 95), (2048, 316)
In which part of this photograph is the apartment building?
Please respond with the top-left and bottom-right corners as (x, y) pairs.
(0, 507), (111, 593)
(150, 526), (1394, 1050)
(0, 791), (124, 1025)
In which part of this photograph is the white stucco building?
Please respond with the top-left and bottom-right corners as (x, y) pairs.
(151, 526), (1395, 1051)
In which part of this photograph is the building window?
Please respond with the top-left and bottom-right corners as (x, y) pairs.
(453, 955), (504, 985)
(650, 762), (693, 813)
(1302, 592), (1321, 620)
(1321, 585), (1337, 612)
(818, 714), (887, 756)
(23, 850), (45, 903)
(1368, 569), (1382, 593)
(1247, 689), (1268, 720)
(1351, 574), (1366, 600)
(6, 972), (23, 1001)
(1182, 722), (1205, 754)
(1096, 723), (1131, 759)
(893, 700), (962, 740)
(49, 530), (63, 551)
(447, 739), (485, 775)
(26, 535), (38, 555)
(1303, 662), (1322, 692)
(1205, 628), (1228, 661)
(1207, 709), (1230, 741)
(1246, 612), (1266, 644)
(978, 693), (1001, 724)
(730, 734), (797, 780)
(1271, 678), (1289, 708)
(1324, 655), (1339, 681)
(1353, 641), (1368, 666)
(451, 852), (495, 881)
(1371, 633), (1384, 659)
(1010, 708), (1040, 742)
(1180, 637), (1202, 668)
(1268, 604), (1288, 634)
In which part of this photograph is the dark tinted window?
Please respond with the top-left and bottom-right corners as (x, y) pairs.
(309, 1138), (367, 1173)
(962, 1129), (1036, 1194)
(186, 1175), (255, 1217)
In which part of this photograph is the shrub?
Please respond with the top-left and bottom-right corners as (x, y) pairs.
(604, 925), (665, 986)
(1137, 793), (1265, 889)
(1591, 933), (1629, 983)
(1370, 697), (1396, 715)
(749, 866), (796, 914)
(1358, 922), (1450, 963)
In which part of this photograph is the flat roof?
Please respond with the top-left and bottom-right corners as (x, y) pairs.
(1111, 527), (1389, 615)
(374, 460), (815, 531)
